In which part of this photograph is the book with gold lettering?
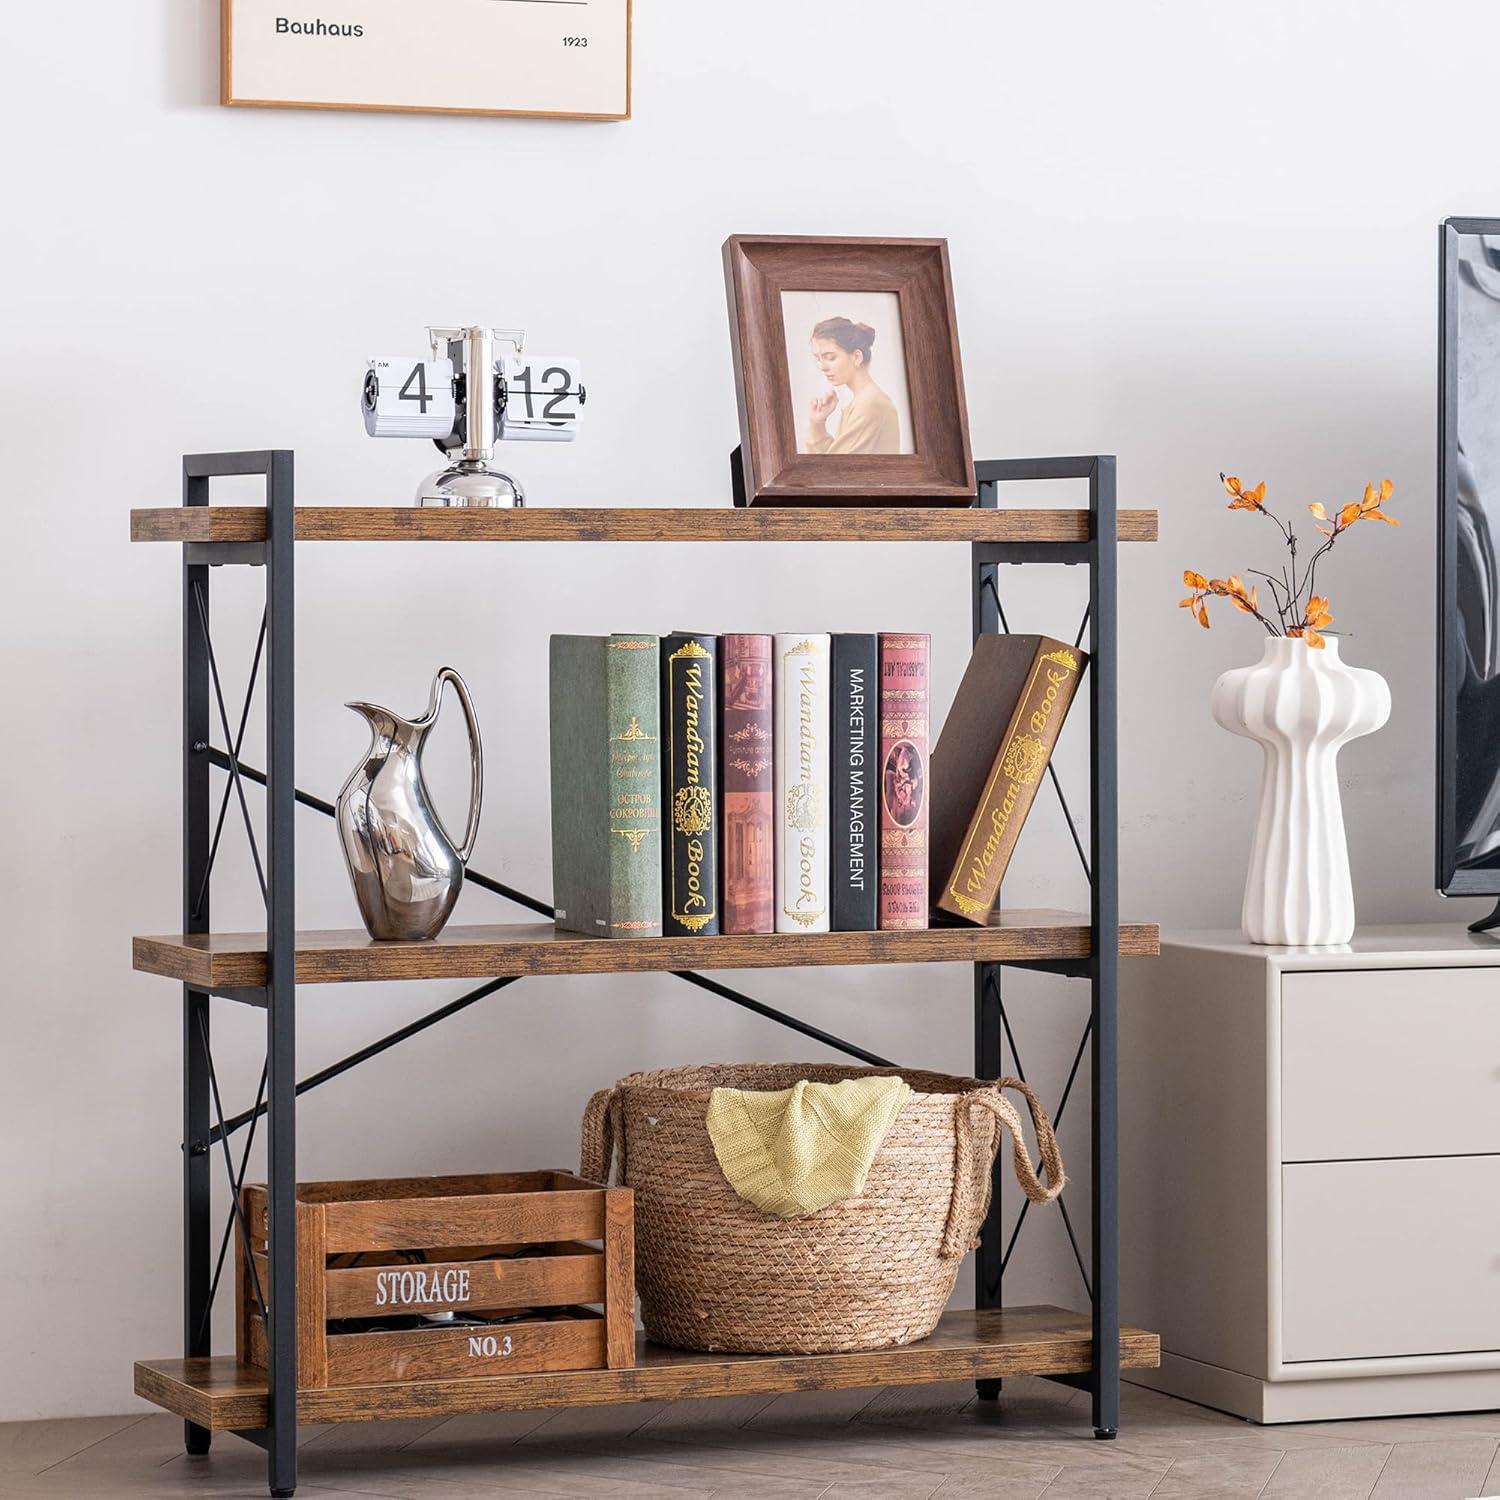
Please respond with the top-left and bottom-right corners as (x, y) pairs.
(929, 634), (1088, 925)
(661, 632), (719, 936)
(878, 633), (930, 930)
(549, 634), (662, 938)
(721, 634), (774, 934)
(774, 633), (831, 933)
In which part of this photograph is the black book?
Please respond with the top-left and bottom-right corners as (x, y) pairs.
(830, 633), (879, 931)
(660, 632), (720, 935)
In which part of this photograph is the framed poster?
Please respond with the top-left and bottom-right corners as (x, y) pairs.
(221, 0), (631, 121)
(724, 236), (975, 507)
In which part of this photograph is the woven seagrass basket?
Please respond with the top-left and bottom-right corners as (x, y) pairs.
(579, 1062), (1065, 1356)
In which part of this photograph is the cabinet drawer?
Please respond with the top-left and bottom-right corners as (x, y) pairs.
(1282, 1157), (1500, 1362)
(1281, 968), (1500, 1161)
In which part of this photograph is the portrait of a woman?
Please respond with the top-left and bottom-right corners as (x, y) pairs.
(801, 315), (903, 455)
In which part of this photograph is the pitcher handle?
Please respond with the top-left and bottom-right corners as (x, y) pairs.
(436, 667), (484, 863)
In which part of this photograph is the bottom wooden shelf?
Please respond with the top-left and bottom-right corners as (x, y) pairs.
(135, 1305), (1159, 1429)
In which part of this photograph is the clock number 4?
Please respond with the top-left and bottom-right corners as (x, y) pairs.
(398, 362), (431, 413)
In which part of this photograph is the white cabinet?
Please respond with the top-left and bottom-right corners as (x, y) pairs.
(1121, 929), (1500, 1422)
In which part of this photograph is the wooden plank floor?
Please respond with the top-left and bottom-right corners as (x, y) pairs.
(6, 1377), (1500, 1498)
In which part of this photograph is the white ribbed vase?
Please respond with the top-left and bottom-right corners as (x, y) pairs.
(1211, 637), (1390, 946)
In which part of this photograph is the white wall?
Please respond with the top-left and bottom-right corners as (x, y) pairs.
(3, 0), (1491, 1421)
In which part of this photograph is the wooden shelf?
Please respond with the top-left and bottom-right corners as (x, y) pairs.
(133, 911), (1160, 987)
(134, 1305), (1159, 1429)
(129, 505), (1158, 545)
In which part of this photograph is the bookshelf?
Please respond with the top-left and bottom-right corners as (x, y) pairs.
(130, 451), (1158, 1497)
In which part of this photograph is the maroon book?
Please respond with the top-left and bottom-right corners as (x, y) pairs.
(879, 633), (930, 930)
(720, 634), (774, 933)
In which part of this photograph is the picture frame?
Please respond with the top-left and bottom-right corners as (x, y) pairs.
(723, 235), (975, 507)
(220, 0), (631, 122)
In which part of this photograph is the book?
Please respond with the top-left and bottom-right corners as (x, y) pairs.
(930, 634), (1088, 925)
(661, 632), (719, 936)
(878, 633), (931, 930)
(773, 633), (831, 933)
(549, 634), (662, 938)
(720, 634), (774, 934)
(830, 634), (879, 931)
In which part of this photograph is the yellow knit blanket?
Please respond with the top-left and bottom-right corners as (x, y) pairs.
(705, 1076), (912, 1217)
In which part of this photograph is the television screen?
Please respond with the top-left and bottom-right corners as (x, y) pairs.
(1441, 221), (1500, 889)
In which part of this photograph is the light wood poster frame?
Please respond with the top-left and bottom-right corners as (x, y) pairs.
(221, 0), (631, 121)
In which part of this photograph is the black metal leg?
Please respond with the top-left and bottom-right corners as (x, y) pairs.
(264, 453), (298, 1497)
(974, 963), (1004, 1401)
(183, 993), (212, 1457)
(183, 465), (212, 1457)
(971, 488), (1004, 1402)
(1089, 457), (1120, 1440)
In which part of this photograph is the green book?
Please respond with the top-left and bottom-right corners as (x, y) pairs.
(549, 635), (663, 938)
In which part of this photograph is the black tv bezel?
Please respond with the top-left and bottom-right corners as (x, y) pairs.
(1438, 217), (1500, 895)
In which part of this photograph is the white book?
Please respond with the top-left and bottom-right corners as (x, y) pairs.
(774, 633), (832, 933)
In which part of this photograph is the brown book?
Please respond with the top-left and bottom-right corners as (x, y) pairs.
(878, 633), (930, 930)
(929, 635), (1087, 925)
(719, 634), (774, 933)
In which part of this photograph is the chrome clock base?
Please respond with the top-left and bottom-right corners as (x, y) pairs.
(416, 460), (525, 508)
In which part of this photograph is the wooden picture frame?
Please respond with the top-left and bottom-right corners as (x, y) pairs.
(724, 235), (975, 508)
(220, 0), (631, 122)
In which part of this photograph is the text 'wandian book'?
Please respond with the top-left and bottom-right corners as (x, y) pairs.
(661, 633), (719, 936)
(774, 634), (831, 933)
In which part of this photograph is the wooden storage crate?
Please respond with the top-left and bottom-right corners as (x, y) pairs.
(236, 1171), (634, 1388)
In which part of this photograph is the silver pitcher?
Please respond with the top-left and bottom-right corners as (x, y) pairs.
(336, 667), (482, 941)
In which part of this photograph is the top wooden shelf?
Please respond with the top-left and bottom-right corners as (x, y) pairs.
(130, 506), (1158, 545)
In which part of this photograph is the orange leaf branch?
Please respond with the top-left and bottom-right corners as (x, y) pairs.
(1181, 477), (1397, 644)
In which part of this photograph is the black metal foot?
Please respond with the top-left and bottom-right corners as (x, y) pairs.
(1093, 1427), (1118, 1441)
(185, 1421), (211, 1456)
(1469, 895), (1500, 933)
(975, 1379), (1001, 1401)
(271, 1488), (295, 1497)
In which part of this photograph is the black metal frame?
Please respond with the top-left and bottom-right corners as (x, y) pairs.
(181, 452), (297, 1495)
(969, 456), (1119, 1438)
(175, 450), (1123, 1497)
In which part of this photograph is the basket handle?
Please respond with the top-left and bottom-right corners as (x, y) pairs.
(940, 1077), (1066, 1258)
(580, 1087), (619, 1185)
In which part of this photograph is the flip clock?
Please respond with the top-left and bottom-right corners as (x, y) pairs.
(362, 325), (585, 507)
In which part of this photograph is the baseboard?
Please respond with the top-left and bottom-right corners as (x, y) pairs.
(1128, 1350), (1500, 1424)
(1126, 1351), (1271, 1421)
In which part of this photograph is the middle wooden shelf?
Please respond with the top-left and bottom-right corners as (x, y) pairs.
(134, 909), (1159, 987)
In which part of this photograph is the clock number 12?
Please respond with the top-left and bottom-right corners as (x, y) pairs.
(514, 365), (576, 420)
